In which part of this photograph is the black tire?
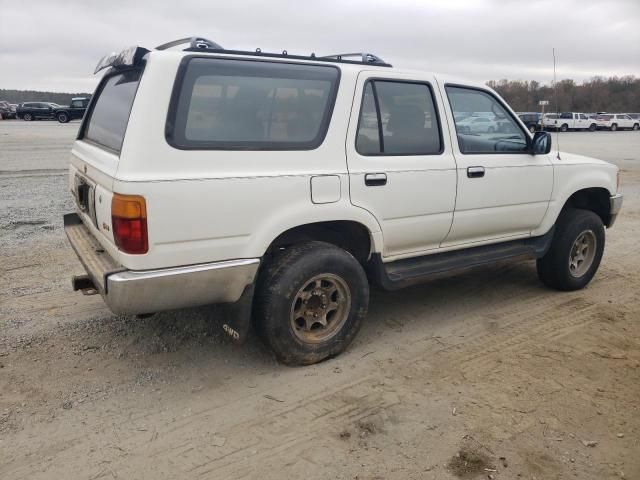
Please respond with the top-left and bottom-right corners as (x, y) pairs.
(560, 123), (569, 132)
(253, 241), (369, 365)
(57, 112), (69, 123)
(529, 124), (536, 133)
(589, 123), (597, 132)
(537, 208), (605, 291)
(633, 123), (639, 131)
(23, 113), (32, 121)
(610, 123), (617, 131)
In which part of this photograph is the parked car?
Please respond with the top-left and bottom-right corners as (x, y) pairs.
(54, 97), (90, 123)
(0, 100), (16, 119)
(595, 114), (639, 131)
(543, 112), (597, 131)
(16, 102), (58, 121)
(456, 115), (499, 134)
(517, 112), (541, 133)
(64, 38), (622, 365)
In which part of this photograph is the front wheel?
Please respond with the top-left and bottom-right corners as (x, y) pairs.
(537, 208), (605, 291)
(23, 113), (33, 121)
(56, 112), (69, 123)
(253, 241), (369, 365)
(589, 123), (597, 132)
(610, 123), (618, 131)
(633, 123), (639, 131)
(560, 124), (569, 132)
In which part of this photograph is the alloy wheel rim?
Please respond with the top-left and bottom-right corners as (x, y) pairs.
(289, 273), (351, 344)
(569, 230), (597, 278)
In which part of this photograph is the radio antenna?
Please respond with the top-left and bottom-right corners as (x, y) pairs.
(553, 47), (561, 160)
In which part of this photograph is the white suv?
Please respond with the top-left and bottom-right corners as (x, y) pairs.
(65, 37), (623, 365)
(595, 114), (640, 131)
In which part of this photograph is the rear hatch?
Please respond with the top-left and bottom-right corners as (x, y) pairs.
(69, 68), (143, 256)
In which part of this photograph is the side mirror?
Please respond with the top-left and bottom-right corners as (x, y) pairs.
(531, 131), (552, 155)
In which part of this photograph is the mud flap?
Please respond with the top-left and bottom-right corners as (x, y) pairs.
(218, 284), (255, 344)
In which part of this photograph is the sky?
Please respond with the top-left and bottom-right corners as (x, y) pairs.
(0, 0), (639, 93)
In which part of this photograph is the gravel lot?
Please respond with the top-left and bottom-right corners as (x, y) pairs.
(1, 119), (639, 480)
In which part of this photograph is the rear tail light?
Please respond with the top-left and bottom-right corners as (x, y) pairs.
(111, 194), (148, 254)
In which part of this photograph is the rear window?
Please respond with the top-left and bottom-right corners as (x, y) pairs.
(167, 58), (340, 150)
(83, 69), (142, 152)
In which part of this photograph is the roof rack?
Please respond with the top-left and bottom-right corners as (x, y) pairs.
(156, 37), (223, 51)
(155, 36), (392, 67)
(320, 52), (388, 65)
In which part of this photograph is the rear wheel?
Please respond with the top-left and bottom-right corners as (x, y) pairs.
(633, 123), (639, 131)
(56, 112), (69, 123)
(253, 241), (369, 365)
(23, 113), (32, 121)
(610, 123), (618, 131)
(589, 123), (597, 131)
(560, 123), (569, 132)
(537, 208), (605, 291)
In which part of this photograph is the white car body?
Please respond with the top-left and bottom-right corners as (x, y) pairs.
(64, 42), (622, 335)
(595, 114), (639, 131)
(543, 112), (596, 131)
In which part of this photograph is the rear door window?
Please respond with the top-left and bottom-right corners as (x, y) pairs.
(83, 69), (142, 152)
(355, 79), (442, 156)
(168, 58), (339, 150)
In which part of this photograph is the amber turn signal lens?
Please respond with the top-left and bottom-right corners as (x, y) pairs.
(111, 194), (148, 254)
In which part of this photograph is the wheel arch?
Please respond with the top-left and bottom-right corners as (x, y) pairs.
(264, 220), (377, 264)
(562, 187), (612, 226)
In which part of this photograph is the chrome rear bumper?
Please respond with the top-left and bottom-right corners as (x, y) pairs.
(64, 213), (259, 315)
(609, 193), (623, 227)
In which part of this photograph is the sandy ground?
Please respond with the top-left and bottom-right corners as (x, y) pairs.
(1, 120), (639, 480)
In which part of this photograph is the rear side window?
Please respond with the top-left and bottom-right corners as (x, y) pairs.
(356, 80), (442, 156)
(83, 70), (142, 152)
(167, 58), (339, 150)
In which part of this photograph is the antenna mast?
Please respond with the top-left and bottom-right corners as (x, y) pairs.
(553, 48), (561, 160)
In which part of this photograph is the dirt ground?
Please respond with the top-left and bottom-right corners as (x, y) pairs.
(1, 120), (639, 480)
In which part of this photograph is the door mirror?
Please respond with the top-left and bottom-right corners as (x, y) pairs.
(531, 131), (551, 155)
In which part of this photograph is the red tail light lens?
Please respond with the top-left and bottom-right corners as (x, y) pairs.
(111, 194), (148, 254)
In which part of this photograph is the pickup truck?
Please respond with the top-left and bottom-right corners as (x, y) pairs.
(543, 112), (597, 132)
(54, 97), (90, 123)
(64, 38), (623, 365)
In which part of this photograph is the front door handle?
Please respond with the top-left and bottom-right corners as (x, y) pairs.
(365, 173), (387, 186)
(467, 166), (485, 178)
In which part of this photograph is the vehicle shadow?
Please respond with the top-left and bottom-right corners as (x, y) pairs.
(51, 259), (545, 371)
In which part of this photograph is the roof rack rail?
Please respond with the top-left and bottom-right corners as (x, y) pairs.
(155, 36), (392, 67)
(156, 37), (223, 51)
(320, 52), (387, 65)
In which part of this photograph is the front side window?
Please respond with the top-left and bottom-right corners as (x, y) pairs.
(168, 58), (339, 150)
(356, 80), (442, 155)
(446, 86), (528, 154)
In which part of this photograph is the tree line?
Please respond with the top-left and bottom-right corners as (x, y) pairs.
(487, 76), (640, 113)
(0, 89), (92, 105)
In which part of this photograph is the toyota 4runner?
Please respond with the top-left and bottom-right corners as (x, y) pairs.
(65, 37), (623, 365)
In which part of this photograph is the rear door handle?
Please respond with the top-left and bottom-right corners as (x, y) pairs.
(365, 173), (387, 186)
(467, 166), (485, 178)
